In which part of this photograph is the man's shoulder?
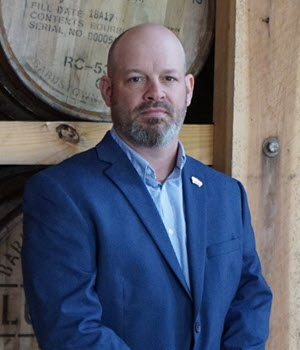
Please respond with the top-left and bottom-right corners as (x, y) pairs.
(25, 144), (107, 193)
(185, 155), (237, 185)
(184, 155), (245, 202)
(28, 132), (120, 184)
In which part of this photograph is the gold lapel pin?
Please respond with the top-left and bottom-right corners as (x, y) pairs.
(191, 176), (203, 188)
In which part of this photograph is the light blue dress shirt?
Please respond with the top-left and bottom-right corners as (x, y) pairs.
(110, 128), (190, 289)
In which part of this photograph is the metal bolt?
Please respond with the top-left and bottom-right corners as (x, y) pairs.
(263, 137), (280, 158)
(268, 141), (279, 153)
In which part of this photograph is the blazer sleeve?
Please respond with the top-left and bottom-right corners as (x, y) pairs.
(221, 182), (272, 350)
(22, 173), (131, 350)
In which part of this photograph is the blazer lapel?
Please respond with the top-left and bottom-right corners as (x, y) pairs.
(182, 158), (207, 317)
(95, 133), (191, 298)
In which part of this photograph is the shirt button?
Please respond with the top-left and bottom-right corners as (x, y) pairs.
(195, 322), (201, 333)
(168, 228), (174, 235)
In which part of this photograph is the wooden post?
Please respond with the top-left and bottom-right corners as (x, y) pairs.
(214, 0), (300, 348)
(213, 0), (235, 175)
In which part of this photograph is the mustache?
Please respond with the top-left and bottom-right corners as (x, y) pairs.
(133, 101), (174, 114)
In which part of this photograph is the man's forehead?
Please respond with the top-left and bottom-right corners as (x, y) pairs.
(113, 55), (185, 77)
(123, 68), (182, 75)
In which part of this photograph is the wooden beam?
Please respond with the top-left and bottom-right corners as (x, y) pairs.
(0, 122), (214, 165)
(213, 0), (236, 175)
(232, 1), (300, 349)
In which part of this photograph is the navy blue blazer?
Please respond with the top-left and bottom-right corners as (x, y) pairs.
(22, 132), (272, 350)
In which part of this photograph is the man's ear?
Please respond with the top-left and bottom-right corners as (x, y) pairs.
(99, 76), (112, 107)
(185, 74), (194, 107)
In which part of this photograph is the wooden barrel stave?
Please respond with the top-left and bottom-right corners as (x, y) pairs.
(0, 166), (46, 349)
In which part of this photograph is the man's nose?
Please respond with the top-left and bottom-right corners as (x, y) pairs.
(144, 80), (166, 101)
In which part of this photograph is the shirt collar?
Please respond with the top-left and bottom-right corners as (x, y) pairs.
(110, 128), (186, 182)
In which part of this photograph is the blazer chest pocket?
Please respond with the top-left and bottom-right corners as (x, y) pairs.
(207, 238), (240, 258)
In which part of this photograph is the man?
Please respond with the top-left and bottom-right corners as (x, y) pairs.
(22, 24), (272, 350)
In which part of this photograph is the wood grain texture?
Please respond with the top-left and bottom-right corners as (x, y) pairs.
(213, 0), (235, 175)
(0, 122), (214, 165)
(232, 1), (300, 349)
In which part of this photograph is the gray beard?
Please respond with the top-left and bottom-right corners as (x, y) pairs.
(112, 100), (187, 147)
(125, 117), (183, 147)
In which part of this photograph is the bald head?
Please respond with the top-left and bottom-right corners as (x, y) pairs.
(107, 23), (186, 77)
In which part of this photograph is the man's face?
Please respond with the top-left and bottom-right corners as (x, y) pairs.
(100, 27), (194, 147)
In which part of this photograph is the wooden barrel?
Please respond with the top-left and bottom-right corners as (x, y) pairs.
(0, 214), (41, 350)
(0, 0), (215, 121)
(0, 166), (44, 350)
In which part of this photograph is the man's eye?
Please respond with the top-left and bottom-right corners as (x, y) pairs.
(165, 76), (176, 82)
(129, 77), (143, 82)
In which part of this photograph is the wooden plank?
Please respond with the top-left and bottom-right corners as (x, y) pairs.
(0, 122), (214, 165)
(212, 0), (235, 175)
(231, 1), (300, 349)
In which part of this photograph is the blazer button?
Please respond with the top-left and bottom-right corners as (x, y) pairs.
(195, 322), (201, 333)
